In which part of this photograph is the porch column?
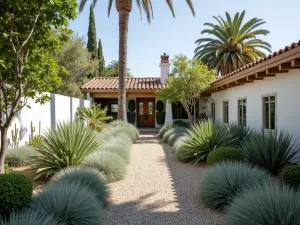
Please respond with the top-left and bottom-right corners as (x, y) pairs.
(165, 101), (173, 125)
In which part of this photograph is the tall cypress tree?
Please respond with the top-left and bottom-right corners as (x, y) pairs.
(87, 4), (97, 59)
(98, 39), (105, 75)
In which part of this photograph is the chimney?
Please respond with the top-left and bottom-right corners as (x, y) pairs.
(160, 53), (170, 84)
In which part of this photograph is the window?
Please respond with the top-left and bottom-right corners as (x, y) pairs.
(111, 104), (118, 113)
(139, 102), (144, 115)
(148, 102), (153, 115)
(172, 102), (189, 119)
(211, 102), (215, 121)
(238, 99), (247, 126)
(223, 101), (229, 123)
(263, 95), (276, 130)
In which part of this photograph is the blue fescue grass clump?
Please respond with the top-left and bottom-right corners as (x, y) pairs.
(82, 151), (127, 182)
(50, 167), (110, 207)
(227, 183), (300, 225)
(5, 146), (36, 167)
(167, 127), (187, 146)
(99, 141), (131, 164)
(107, 120), (139, 141)
(199, 162), (269, 210)
(0, 210), (59, 225)
(29, 181), (103, 225)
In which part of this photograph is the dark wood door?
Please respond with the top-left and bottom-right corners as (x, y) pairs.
(137, 98), (155, 127)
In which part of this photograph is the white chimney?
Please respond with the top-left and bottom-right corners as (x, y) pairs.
(160, 53), (170, 84)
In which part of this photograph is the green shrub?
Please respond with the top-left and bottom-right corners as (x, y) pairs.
(156, 111), (165, 125)
(28, 135), (44, 148)
(29, 181), (103, 225)
(173, 120), (189, 128)
(281, 166), (300, 190)
(5, 146), (36, 167)
(33, 122), (102, 178)
(100, 142), (131, 164)
(227, 122), (253, 147)
(107, 121), (139, 141)
(0, 174), (32, 216)
(127, 112), (136, 124)
(82, 151), (127, 182)
(50, 167), (110, 206)
(105, 133), (132, 150)
(0, 210), (59, 225)
(4, 164), (11, 174)
(168, 127), (187, 146)
(175, 119), (237, 163)
(156, 101), (164, 112)
(158, 124), (171, 138)
(199, 162), (268, 210)
(128, 100), (136, 112)
(207, 147), (244, 166)
(242, 131), (300, 175)
(227, 183), (300, 225)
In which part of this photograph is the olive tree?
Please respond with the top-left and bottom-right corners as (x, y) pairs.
(0, 0), (78, 173)
(156, 55), (215, 124)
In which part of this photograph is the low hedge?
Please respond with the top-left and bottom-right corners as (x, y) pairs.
(0, 173), (32, 216)
(281, 166), (300, 190)
(173, 120), (189, 128)
(207, 147), (244, 166)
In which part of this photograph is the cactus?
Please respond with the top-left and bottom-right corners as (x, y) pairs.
(11, 123), (19, 147)
(28, 121), (43, 147)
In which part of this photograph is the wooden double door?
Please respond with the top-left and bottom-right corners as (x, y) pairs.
(137, 98), (155, 127)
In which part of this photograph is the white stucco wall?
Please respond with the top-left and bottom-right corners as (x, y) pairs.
(7, 93), (90, 146)
(207, 70), (300, 140)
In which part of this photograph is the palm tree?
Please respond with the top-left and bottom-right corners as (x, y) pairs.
(76, 103), (113, 131)
(106, 60), (132, 77)
(194, 11), (271, 76)
(79, 0), (195, 121)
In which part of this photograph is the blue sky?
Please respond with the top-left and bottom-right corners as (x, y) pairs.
(70, 0), (300, 78)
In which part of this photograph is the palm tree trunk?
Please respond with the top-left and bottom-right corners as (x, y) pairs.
(117, 11), (129, 121)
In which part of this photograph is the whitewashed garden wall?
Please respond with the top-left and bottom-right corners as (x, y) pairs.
(7, 93), (90, 146)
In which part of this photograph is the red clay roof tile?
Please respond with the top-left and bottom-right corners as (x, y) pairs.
(81, 77), (166, 91)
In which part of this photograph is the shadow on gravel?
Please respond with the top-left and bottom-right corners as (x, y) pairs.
(158, 143), (225, 225)
(104, 193), (179, 225)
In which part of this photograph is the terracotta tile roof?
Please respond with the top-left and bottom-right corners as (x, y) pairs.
(81, 77), (166, 92)
(211, 40), (300, 85)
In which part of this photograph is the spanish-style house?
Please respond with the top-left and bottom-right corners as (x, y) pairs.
(81, 40), (300, 137)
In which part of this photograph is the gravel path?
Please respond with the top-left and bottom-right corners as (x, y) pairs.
(104, 133), (224, 225)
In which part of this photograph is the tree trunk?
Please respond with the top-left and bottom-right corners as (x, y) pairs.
(117, 11), (129, 121)
(0, 127), (8, 174)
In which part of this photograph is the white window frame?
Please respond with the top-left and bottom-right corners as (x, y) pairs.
(237, 97), (247, 126)
(223, 100), (229, 124)
(262, 93), (277, 131)
(211, 102), (215, 121)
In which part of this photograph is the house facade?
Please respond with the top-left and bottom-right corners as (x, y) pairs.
(81, 54), (183, 128)
(202, 40), (300, 139)
(81, 40), (300, 138)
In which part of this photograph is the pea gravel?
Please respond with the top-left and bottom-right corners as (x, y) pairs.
(104, 133), (224, 225)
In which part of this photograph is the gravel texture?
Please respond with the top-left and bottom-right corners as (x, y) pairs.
(105, 133), (224, 225)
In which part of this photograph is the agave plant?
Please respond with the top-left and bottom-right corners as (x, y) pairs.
(76, 103), (112, 131)
(50, 167), (110, 206)
(175, 119), (237, 163)
(0, 210), (59, 225)
(29, 182), (103, 225)
(227, 122), (253, 147)
(199, 162), (269, 210)
(227, 183), (300, 225)
(242, 131), (300, 175)
(33, 122), (102, 178)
